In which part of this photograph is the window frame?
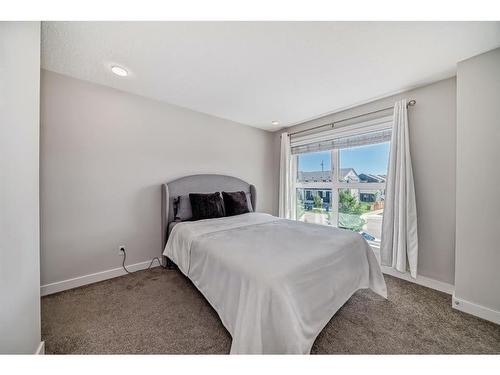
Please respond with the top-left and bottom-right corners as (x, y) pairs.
(292, 116), (393, 241)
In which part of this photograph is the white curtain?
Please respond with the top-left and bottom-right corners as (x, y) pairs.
(380, 99), (419, 278)
(279, 132), (293, 219)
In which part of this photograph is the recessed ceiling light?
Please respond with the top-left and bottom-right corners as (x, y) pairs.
(271, 121), (279, 125)
(111, 65), (128, 77)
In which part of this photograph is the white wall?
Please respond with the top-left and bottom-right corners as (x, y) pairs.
(276, 78), (457, 286)
(0, 22), (41, 354)
(40, 70), (277, 289)
(454, 48), (500, 323)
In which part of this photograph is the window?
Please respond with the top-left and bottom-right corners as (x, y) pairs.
(292, 117), (391, 247)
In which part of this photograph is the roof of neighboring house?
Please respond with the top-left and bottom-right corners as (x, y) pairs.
(358, 173), (386, 183)
(298, 168), (358, 182)
(298, 169), (387, 183)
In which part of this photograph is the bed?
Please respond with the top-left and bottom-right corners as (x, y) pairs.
(162, 174), (387, 354)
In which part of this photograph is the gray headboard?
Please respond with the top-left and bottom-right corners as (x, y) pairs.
(161, 174), (256, 249)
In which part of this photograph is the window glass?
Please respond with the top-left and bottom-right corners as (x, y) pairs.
(337, 188), (385, 243)
(296, 187), (333, 226)
(296, 151), (333, 226)
(296, 150), (332, 182)
(338, 141), (390, 183)
(292, 127), (391, 247)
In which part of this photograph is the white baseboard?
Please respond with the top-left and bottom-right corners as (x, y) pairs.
(35, 341), (45, 355)
(381, 266), (455, 295)
(452, 293), (500, 325)
(40, 259), (162, 296)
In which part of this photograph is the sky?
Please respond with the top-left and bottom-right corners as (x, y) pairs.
(298, 142), (390, 175)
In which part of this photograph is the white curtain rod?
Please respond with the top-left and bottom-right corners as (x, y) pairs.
(288, 99), (416, 137)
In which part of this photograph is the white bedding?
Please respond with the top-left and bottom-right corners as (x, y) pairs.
(163, 212), (387, 354)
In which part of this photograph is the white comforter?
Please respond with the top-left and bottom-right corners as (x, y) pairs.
(163, 213), (387, 354)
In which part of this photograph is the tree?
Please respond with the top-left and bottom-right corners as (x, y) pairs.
(313, 193), (322, 209)
(338, 190), (366, 231)
(338, 190), (363, 214)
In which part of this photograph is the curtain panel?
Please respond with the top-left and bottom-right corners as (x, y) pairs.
(380, 99), (419, 278)
(278, 132), (293, 219)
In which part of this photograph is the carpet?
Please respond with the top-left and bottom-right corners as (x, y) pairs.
(41, 267), (500, 354)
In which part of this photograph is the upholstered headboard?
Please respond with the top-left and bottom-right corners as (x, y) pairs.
(161, 174), (256, 249)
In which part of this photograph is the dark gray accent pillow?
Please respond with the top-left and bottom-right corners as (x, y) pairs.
(222, 191), (250, 216)
(189, 192), (225, 221)
(174, 195), (192, 221)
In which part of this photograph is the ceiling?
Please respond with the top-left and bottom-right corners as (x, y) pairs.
(41, 22), (500, 131)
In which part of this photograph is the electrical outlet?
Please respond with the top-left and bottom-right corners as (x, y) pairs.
(118, 245), (125, 256)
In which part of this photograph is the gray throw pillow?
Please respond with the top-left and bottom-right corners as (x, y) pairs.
(174, 195), (192, 221)
(246, 192), (253, 212)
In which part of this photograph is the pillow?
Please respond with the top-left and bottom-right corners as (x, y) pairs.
(174, 191), (252, 220)
(245, 192), (253, 212)
(222, 191), (250, 216)
(189, 192), (225, 220)
(174, 195), (192, 221)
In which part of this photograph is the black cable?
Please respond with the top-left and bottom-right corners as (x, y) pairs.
(121, 248), (163, 274)
(121, 249), (132, 274)
(146, 256), (163, 270)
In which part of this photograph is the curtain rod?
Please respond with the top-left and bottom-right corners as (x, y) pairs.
(287, 99), (416, 137)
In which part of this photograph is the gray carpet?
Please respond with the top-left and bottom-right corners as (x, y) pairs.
(41, 267), (500, 354)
